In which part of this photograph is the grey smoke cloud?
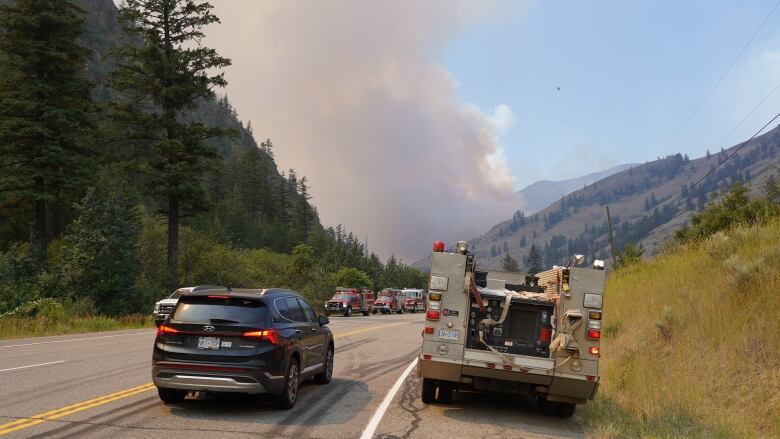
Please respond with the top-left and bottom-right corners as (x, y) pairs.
(206, 0), (531, 262)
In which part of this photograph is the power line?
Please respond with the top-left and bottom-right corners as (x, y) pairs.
(660, 0), (780, 155)
(661, 110), (780, 212)
(710, 82), (780, 152)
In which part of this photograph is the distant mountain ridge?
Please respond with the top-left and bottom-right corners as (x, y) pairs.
(517, 164), (636, 215)
(469, 126), (780, 270)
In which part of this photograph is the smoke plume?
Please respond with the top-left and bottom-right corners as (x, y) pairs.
(206, 0), (530, 261)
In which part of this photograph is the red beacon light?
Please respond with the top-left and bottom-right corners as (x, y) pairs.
(433, 241), (445, 252)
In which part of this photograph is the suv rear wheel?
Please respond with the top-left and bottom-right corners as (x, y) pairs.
(314, 345), (334, 384)
(157, 387), (186, 404)
(274, 358), (300, 409)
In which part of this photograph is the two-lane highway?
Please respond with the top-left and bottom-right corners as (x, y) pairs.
(0, 313), (585, 438)
(0, 314), (422, 438)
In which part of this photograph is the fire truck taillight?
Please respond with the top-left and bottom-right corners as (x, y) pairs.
(589, 310), (602, 320)
(428, 292), (442, 301)
(426, 310), (440, 320)
(433, 241), (445, 252)
(539, 327), (552, 343)
(424, 326), (434, 334)
(587, 329), (601, 340)
(590, 346), (600, 356)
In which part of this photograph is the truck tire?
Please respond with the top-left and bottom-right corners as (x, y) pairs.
(397, 308), (404, 314)
(537, 397), (559, 416)
(157, 387), (186, 404)
(362, 310), (369, 316)
(436, 381), (453, 403)
(344, 307), (352, 317)
(557, 403), (576, 418)
(421, 378), (436, 404)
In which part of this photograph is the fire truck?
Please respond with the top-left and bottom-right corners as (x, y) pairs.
(418, 240), (605, 417)
(401, 288), (425, 313)
(324, 287), (375, 317)
(374, 288), (403, 314)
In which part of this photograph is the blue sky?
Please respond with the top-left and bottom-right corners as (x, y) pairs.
(443, 0), (780, 188)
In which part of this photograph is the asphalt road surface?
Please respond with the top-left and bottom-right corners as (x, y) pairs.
(0, 313), (585, 438)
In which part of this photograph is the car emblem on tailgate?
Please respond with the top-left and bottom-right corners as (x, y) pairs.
(203, 325), (216, 332)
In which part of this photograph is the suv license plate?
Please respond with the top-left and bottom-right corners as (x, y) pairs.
(438, 329), (459, 341)
(197, 336), (221, 350)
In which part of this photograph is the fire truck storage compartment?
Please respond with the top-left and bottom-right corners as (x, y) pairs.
(466, 288), (555, 359)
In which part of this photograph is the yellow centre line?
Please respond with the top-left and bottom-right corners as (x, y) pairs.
(333, 321), (411, 339)
(0, 383), (155, 435)
(0, 319), (416, 436)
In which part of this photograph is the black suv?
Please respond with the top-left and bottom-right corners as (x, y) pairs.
(152, 288), (333, 409)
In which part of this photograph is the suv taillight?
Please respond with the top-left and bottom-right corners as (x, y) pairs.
(156, 325), (179, 337)
(243, 329), (278, 345)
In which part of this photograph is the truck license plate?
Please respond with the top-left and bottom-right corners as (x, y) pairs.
(197, 336), (221, 350)
(438, 329), (459, 341)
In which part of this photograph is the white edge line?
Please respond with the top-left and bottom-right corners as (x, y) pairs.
(0, 360), (66, 373)
(360, 357), (419, 439)
(0, 331), (155, 349)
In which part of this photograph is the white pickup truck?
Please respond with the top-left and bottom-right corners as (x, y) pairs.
(418, 241), (605, 417)
(152, 285), (222, 326)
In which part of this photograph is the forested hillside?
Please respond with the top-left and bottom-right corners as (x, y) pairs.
(471, 126), (780, 270)
(0, 0), (423, 319)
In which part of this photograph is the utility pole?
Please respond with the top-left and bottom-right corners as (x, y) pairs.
(606, 205), (616, 263)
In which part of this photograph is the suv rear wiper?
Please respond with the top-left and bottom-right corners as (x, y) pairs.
(209, 318), (240, 324)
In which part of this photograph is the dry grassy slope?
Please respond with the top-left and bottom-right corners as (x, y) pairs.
(472, 126), (780, 269)
(579, 219), (780, 438)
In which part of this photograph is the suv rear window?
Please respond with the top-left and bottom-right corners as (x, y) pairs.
(171, 296), (267, 324)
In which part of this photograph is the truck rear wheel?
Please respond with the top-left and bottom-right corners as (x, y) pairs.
(436, 381), (453, 403)
(344, 307), (351, 317)
(537, 397), (559, 416)
(557, 403), (576, 418)
(362, 310), (369, 316)
(421, 378), (436, 404)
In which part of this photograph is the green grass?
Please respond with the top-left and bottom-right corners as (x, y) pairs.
(579, 218), (780, 438)
(0, 314), (154, 340)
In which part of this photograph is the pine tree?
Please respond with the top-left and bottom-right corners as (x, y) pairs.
(527, 243), (542, 274)
(295, 177), (313, 241)
(60, 187), (140, 315)
(501, 253), (519, 272)
(0, 0), (96, 257)
(111, 0), (233, 288)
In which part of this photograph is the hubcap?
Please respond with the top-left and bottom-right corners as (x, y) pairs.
(288, 363), (299, 401)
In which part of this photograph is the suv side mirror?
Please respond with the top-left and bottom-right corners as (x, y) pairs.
(318, 315), (330, 326)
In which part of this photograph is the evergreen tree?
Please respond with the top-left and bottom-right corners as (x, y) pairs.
(527, 243), (542, 274)
(59, 187), (141, 315)
(112, 0), (233, 288)
(0, 0), (96, 256)
(501, 253), (519, 272)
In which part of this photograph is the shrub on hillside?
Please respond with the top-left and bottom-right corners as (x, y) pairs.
(676, 175), (780, 243)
